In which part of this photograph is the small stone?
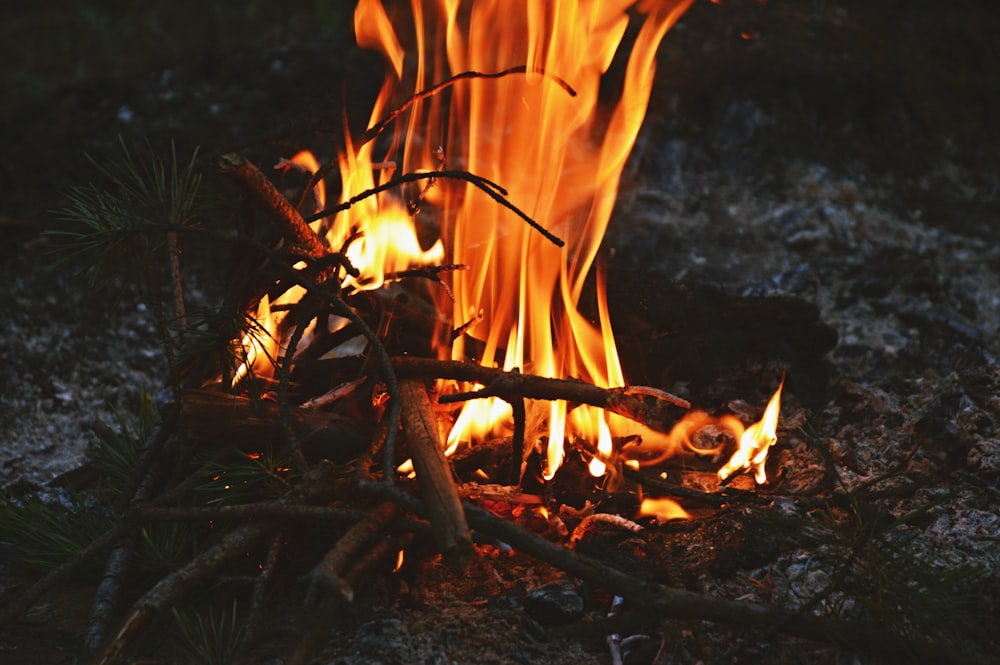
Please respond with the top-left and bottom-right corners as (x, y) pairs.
(523, 582), (585, 626)
(350, 610), (413, 665)
(621, 634), (661, 665)
(966, 438), (1000, 477)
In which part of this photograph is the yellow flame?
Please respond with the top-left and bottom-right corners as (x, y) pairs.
(232, 294), (278, 387)
(346, 0), (695, 476)
(717, 378), (784, 484)
(638, 497), (690, 522)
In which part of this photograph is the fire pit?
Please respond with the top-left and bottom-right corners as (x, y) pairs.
(2, 1), (998, 664)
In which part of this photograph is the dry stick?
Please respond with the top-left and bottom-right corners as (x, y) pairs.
(358, 65), (577, 148)
(360, 482), (956, 665)
(304, 169), (564, 248)
(88, 401), (186, 650)
(82, 540), (136, 654)
(391, 357), (687, 425)
(398, 379), (474, 572)
(309, 501), (400, 602)
(215, 152), (326, 259)
(83, 471), (159, 655)
(94, 461), (343, 665)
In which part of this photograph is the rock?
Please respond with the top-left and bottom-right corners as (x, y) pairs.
(523, 582), (585, 627)
(349, 610), (413, 665)
(621, 634), (661, 665)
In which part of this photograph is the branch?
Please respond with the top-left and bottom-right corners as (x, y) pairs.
(391, 357), (688, 426)
(358, 65), (577, 147)
(215, 153), (326, 259)
(398, 379), (474, 572)
(309, 501), (400, 602)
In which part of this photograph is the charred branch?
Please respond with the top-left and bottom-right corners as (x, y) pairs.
(358, 65), (577, 148)
(304, 169), (565, 248)
(391, 357), (689, 426)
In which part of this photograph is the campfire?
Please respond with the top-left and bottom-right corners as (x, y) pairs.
(229, 0), (782, 493)
(7, 1), (976, 664)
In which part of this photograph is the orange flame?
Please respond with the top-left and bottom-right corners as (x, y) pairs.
(624, 378), (784, 485)
(638, 497), (691, 522)
(232, 2), (790, 489)
(717, 377), (783, 484)
(346, 0), (694, 478)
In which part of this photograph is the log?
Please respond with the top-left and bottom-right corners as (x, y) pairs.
(398, 378), (474, 572)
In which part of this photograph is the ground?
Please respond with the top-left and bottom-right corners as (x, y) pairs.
(2, 1), (1000, 664)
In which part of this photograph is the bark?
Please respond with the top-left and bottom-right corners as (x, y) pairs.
(398, 378), (474, 572)
(215, 152), (326, 259)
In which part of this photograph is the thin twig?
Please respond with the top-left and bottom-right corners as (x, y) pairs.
(358, 65), (577, 148)
(398, 379), (473, 571)
(296, 65), (577, 209)
(304, 169), (564, 248)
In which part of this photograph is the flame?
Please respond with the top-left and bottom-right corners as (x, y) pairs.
(717, 377), (783, 484)
(344, 0), (694, 477)
(638, 497), (690, 522)
(625, 378), (784, 485)
(230, 2), (789, 489)
(232, 294), (278, 387)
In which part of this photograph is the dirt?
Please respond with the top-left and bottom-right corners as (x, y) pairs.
(2, 1), (1000, 664)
